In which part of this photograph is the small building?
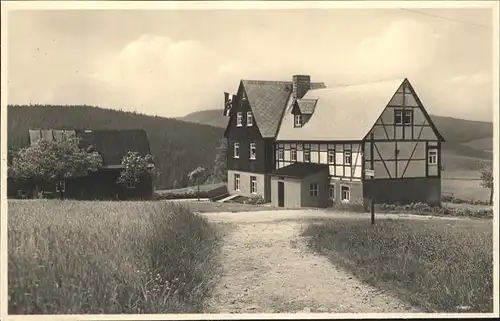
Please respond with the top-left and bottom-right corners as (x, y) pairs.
(9, 129), (154, 200)
(224, 75), (445, 208)
(269, 163), (329, 208)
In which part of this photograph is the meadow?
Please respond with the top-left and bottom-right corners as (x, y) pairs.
(8, 200), (223, 314)
(302, 218), (493, 313)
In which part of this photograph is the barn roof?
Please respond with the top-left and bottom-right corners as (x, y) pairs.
(276, 78), (406, 141)
(240, 80), (326, 138)
(270, 163), (328, 179)
(28, 129), (151, 166)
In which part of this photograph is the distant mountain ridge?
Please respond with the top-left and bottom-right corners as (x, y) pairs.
(181, 109), (493, 173)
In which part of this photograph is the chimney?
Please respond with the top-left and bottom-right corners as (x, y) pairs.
(292, 75), (311, 99)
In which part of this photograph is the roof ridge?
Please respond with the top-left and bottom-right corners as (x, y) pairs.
(310, 78), (404, 91)
(242, 79), (326, 86)
(242, 80), (292, 86)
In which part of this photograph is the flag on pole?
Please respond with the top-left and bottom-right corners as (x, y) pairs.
(223, 92), (233, 116)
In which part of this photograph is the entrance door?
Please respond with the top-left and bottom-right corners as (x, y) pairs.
(277, 181), (285, 207)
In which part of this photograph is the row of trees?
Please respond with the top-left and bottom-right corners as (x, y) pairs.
(8, 137), (154, 199)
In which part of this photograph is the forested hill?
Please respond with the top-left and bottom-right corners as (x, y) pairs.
(7, 105), (225, 190)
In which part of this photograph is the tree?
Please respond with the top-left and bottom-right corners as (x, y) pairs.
(206, 138), (227, 184)
(188, 166), (206, 201)
(479, 162), (494, 205)
(9, 136), (103, 199)
(117, 151), (155, 188)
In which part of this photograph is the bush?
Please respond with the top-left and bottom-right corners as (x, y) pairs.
(8, 200), (222, 314)
(376, 202), (493, 219)
(329, 201), (366, 213)
(245, 195), (265, 205)
(442, 195), (490, 206)
(302, 219), (493, 312)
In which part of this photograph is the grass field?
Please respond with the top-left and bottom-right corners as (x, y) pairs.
(302, 218), (493, 313)
(8, 200), (223, 314)
(442, 177), (490, 202)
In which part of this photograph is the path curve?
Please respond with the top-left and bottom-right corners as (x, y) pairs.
(203, 210), (422, 313)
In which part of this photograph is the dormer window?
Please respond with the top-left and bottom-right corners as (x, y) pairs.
(294, 114), (302, 127)
(247, 112), (253, 126)
(236, 112), (242, 126)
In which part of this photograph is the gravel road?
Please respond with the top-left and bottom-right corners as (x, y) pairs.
(202, 209), (423, 314)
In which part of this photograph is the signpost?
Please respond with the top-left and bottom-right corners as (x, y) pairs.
(370, 133), (375, 224)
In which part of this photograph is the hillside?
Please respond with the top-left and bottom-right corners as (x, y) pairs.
(7, 105), (225, 190)
(181, 109), (229, 128)
(182, 109), (493, 176)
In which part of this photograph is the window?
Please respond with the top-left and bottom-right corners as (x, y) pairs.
(403, 110), (412, 125)
(250, 176), (257, 194)
(247, 112), (253, 126)
(291, 148), (297, 161)
(341, 185), (350, 201)
(395, 110), (403, 125)
(395, 109), (412, 125)
(294, 114), (302, 127)
(234, 174), (241, 191)
(56, 180), (65, 192)
(309, 183), (318, 197)
(304, 148), (311, 162)
(328, 150), (335, 164)
(428, 148), (438, 165)
(278, 148), (284, 160)
(249, 143), (256, 160)
(236, 112), (242, 126)
(127, 181), (136, 189)
(328, 184), (335, 200)
(233, 142), (240, 158)
(344, 151), (352, 165)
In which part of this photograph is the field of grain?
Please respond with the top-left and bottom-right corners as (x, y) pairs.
(302, 218), (493, 313)
(8, 200), (223, 314)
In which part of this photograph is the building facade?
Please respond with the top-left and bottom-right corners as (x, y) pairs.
(224, 75), (444, 207)
(223, 77), (325, 201)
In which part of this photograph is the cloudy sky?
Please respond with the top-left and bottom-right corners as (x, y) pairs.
(7, 6), (495, 121)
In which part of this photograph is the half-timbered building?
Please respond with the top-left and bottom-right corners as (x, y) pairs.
(224, 75), (445, 208)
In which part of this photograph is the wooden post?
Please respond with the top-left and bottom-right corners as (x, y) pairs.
(370, 133), (375, 225)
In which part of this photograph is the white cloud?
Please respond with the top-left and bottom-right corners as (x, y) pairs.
(89, 34), (233, 116)
(354, 19), (440, 79)
(449, 71), (492, 85)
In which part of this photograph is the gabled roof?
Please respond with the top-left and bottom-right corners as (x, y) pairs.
(28, 129), (151, 166)
(270, 163), (328, 178)
(240, 80), (326, 138)
(277, 79), (407, 141)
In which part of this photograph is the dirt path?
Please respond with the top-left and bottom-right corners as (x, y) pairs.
(203, 210), (422, 313)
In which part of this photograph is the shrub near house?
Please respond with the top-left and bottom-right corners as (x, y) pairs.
(8, 129), (154, 200)
(9, 135), (103, 199)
